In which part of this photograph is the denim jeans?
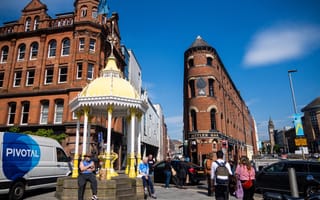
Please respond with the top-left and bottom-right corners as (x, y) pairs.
(141, 175), (155, 194)
(164, 170), (171, 187)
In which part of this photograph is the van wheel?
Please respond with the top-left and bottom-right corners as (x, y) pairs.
(9, 181), (25, 200)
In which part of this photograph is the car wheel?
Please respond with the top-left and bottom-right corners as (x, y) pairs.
(9, 181), (25, 200)
(306, 185), (318, 196)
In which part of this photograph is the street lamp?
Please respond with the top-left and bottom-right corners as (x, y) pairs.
(288, 69), (298, 114)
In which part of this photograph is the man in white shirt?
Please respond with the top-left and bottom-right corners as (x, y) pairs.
(211, 150), (233, 200)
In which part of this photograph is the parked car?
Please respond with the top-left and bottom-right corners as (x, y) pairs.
(255, 159), (320, 196)
(153, 160), (206, 185)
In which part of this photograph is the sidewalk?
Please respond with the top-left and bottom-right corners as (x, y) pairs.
(153, 183), (263, 200)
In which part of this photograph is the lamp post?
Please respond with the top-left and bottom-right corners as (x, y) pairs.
(288, 69), (298, 114)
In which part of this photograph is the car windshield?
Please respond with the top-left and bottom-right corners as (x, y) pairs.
(264, 162), (286, 172)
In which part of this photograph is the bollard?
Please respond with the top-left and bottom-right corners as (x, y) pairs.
(288, 167), (299, 197)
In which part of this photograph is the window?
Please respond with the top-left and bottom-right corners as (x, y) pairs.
(89, 39), (96, 52)
(18, 44), (26, 61)
(309, 163), (320, 173)
(92, 8), (98, 18)
(57, 148), (68, 162)
(189, 80), (195, 98)
(26, 69), (35, 86)
(40, 100), (49, 124)
(209, 79), (215, 97)
(30, 42), (38, 60)
(77, 63), (83, 79)
(87, 63), (94, 80)
(1, 46), (9, 63)
(21, 101), (30, 125)
(13, 71), (22, 87)
(81, 6), (87, 17)
(61, 38), (70, 56)
(45, 67), (54, 84)
(188, 59), (194, 68)
(58, 66), (68, 83)
(0, 72), (4, 87)
(191, 110), (197, 131)
(207, 57), (213, 66)
(54, 100), (64, 124)
(34, 16), (40, 30)
(25, 17), (31, 32)
(7, 102), (16, 125)
(79, 38), (85, 51)
(210, 109), (217, 130)
(48, 40), (57, 57)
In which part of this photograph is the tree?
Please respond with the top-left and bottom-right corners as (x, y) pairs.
(8, 126), (20, 132)
(273, 144), (280, 154)
(24, 129), (67, 143)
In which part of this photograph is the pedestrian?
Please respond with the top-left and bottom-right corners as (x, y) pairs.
(148, 154), (155, 176)
(211, 150), (233, 200)
(78, 154), (98, 200)
(164, 157), (172, 188)
(138, 157), (157, 199)
(204, 153), (214, 196)
(235, 156), (255, 200)
(177, 161), (187, 188)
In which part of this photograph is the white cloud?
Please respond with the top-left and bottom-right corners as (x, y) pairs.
(166, 115), (182, 125)
(243, 23), (320, 67)
(245, 98), (259, 107)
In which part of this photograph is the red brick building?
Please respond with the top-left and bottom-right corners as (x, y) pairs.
(183, 36), (258, 164)
(0, 0), (126, 162)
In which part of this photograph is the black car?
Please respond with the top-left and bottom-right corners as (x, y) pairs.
(255, 160), (320, 196)
(153, 160), (206, 185)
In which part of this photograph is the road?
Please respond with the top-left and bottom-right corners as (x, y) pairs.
(13, 182), (262, 200)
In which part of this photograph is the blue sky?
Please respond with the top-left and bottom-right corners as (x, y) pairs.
(1, 0), (320, 141)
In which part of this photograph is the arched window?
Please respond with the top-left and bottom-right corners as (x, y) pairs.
(207, 57), (213, 66)
(54, 99), (64, 124)
(208, 78), (214, 97)
(188, 58), (194, 68)
(191, 109), (197, 131)
(92, 7), (98, 18)
(189, 80), (195, 98)
(48, 40), (57, 57)
(21, 101), (30, 125)
(1, 46), (9, 63)
(30, 42), (38, 59)
(17, 44), (26, 60)
(40, 100), (49, 124)
(210, 109), (217, 130)
(61, 38), (70, 56)
(81, 6), (88, 17)
(25, 17), (31, 31)
(7, 102), (16, 125)
(34, 16), (40, 30)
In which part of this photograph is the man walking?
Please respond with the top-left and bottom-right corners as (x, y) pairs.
(211, 150), (233, 200)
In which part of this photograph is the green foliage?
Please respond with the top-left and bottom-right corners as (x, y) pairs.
(273, 144), (280, 154)
(8, 126), (20, 133)
(24, 129), (67, 143)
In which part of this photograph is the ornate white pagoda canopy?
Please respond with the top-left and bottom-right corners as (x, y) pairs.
(69, 54), (148, 179)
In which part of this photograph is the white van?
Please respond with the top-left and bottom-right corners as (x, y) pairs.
(0, 132), (72, 200)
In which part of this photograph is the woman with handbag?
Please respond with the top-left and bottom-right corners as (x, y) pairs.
(235, 156), (255, 200)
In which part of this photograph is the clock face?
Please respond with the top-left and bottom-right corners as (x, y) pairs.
(197, 78), (206, 89)
(197, 78), (207, 96)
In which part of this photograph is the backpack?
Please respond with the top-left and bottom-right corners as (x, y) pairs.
(215, 161), (229, 185)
